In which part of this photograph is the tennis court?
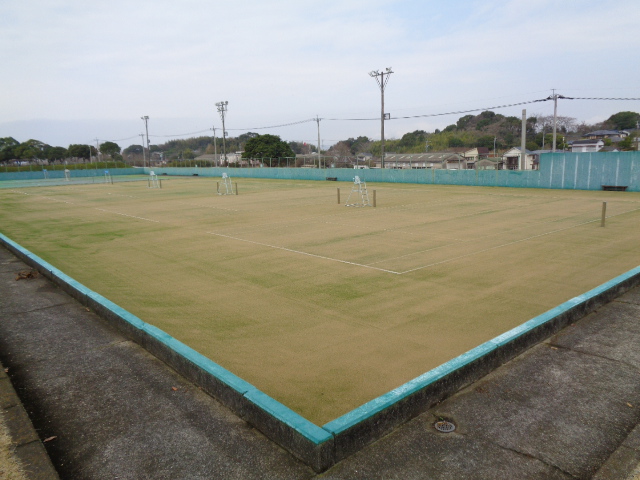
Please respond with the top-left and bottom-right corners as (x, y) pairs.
(1, 177), (639, 424)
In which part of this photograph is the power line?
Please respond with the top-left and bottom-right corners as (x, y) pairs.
(102, 93), (639, 144)
(149, 129), (212, 138)
(387, 98), (551, 120)
(225, 118), (316, 131)
(557, 96), (640, 101)
(104, 134), (142, 142)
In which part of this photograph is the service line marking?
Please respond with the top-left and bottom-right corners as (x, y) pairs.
(205, 231), (400, 274)
(95, 208), (160, 223)
(398, 206), (640, 275)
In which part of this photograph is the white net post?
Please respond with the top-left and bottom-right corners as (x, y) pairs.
(344, 176), (371, 207)
(218, 173), (233, 195)
(148, 171), (159, 188)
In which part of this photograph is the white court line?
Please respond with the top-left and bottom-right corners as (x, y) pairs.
(95, 208), (160, 223)
(398, 206), (640, 275)
(205, 231), (401, 274)
(10, 190), (160, 223)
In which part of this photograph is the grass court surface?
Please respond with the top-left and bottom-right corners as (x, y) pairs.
(1, 176), (639, 424)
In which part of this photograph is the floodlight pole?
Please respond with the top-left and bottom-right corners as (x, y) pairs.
(369, 68), (393, 169)
(141, 116), (150, 169)
(216, 102), (228, 165)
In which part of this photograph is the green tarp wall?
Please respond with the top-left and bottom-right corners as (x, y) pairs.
(2, 152), (639, 191)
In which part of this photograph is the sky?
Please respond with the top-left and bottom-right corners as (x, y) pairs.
(1, 0), (639, 150)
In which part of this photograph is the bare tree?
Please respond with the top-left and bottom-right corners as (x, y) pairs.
(532, 115), (577, 134)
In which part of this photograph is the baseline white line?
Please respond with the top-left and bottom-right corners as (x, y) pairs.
(399, 207), (640, 275)
(205, 231), (400, 274)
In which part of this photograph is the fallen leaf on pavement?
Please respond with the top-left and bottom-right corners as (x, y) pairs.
(43, 436), (57, 442)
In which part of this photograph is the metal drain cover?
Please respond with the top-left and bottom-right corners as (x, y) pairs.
(434, 420), (456, 433)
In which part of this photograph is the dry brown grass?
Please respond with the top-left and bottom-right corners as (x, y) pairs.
(1, 177), (640, 424)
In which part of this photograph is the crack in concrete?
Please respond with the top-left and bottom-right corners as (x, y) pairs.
(0, 301), (74, 316)
(548, 342), (640, 375)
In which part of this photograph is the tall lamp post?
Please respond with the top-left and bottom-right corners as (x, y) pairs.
(369, 68), (393, 169)
(216, 102), (228, 165)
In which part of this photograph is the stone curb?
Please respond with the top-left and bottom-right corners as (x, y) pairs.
(0, 361), (60, 480)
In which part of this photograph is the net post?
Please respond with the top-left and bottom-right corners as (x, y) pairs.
(601, 201), (607, 227)
(217, 182), (219, 194)
(337, 187), (340, 204)
(159, 179), (162, 189)
(148, 178), (150, 188)
(235, 182), (238, 195)
(373, 190), (376, 207)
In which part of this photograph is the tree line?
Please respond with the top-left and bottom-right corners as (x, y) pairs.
(2, 111), (637, 165)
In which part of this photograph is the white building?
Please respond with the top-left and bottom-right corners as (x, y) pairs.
(571, 139), (605, 153)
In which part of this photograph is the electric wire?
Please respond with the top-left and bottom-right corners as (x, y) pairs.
(102, 94), (638, 143)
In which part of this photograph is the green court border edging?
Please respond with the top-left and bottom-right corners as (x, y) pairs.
(2, 231), (640, 472)
(0, 233), (334, 471)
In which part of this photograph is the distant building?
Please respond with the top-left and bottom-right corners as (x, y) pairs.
(378, 153), (464, 169)
(571, 139), (605, 153)
(501, 147), (535, 170)
(462, 147), (490, 166)
(584, 130), (629, 140)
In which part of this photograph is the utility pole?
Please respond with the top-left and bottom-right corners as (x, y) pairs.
(94, 138), (100, 164)
(139, 134), (146, 167)
(369, 68), (393, 169)
(315, 115), (322, 168)
(216, 102), (228, 165)
(141, 116), (150, 168)
(521, 109), (527, 170)
(212, 126), (218, 166)
(551, 89), (558, 152)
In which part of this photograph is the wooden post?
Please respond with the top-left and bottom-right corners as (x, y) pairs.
(159, 179), (162, 189)
(235, 182), (238, 195)
(217, 182), (219, 193)
(148, 178), (150, 188)
(373, 190), (376, 207)
(337, 187), (340, 204)
(601, 201), (607, 227)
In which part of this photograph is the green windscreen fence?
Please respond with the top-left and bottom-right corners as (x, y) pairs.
(2, 152), (638, 191)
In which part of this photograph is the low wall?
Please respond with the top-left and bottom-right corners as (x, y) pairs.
(2, 232), (639, 471)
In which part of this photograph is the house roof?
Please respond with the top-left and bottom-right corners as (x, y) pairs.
(503, 147), (533, 155)
(384, 153), (463, 162)
(463, 147), (490, 155)
(585, 130), (623, 136)
(572, 139), (603, 145)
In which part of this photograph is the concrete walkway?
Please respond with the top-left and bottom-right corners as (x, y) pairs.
(1, 244), (639, 479)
